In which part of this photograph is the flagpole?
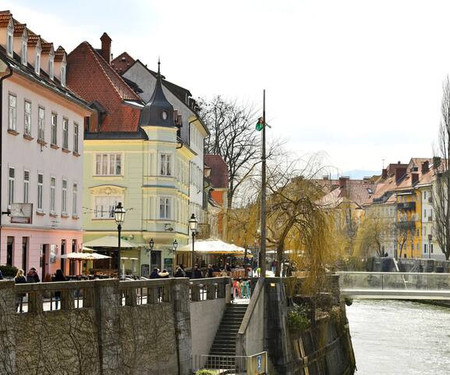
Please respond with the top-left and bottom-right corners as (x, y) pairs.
(260, 89), (267, 278)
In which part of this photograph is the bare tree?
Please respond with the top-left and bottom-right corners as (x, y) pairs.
(199, 96), (260, 210)
(433, 76), (450, 260)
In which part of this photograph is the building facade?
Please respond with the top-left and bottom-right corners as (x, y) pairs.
(0, 11), (90, 279)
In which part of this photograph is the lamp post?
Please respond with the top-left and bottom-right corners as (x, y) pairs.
(172, 239), (178, 276)
(114, 202), (126, 279)
(428, 234), (432, 259)
(148, 238), (154, 276)
(189, 214), (198, 277)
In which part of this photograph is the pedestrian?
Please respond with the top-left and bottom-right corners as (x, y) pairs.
(174, 266), (186, 277)
(232, 278), (241, 299)
(0, 269), (4, 280)
(14, 269), (27, 313)
(158, 269), (170, 278)
(193, 265), (203, 278)
(150, 268), (160, 279)
(26, 267), (40, 283)
(52, 269), (66, 310)
(207, 264), (214, 277)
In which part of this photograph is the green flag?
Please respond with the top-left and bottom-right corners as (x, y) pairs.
(256, 117), (264, 131)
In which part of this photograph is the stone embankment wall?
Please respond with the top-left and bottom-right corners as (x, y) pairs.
(0, 277), (229, 375)
(264, 275), (356, 375)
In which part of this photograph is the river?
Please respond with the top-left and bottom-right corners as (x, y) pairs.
(346, 300), (450, 374)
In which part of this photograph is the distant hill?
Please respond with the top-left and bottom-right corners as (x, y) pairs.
(334, 170), (380, 179)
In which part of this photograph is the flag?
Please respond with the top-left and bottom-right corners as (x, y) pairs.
(256, 117), (264, 131)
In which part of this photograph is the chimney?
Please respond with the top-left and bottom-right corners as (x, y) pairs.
(433, 156), (441, 169)
(411, 173), (419, 185)
(421, 161), (429, 174)
(382, 168), (388, 179)
(100, 33), (111, 64)
(339, 177), (349, 189)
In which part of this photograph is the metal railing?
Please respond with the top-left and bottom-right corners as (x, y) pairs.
(192, 351), (267, 374)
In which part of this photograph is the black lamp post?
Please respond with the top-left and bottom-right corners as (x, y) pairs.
(172, 239), (178, 276)
(114, 202), (126, 279)
(428, 234), (432, 259)
(148, 238), (154, 275)
(189, 214), (198, 277)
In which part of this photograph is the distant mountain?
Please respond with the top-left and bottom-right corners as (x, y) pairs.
(341, 170), (380, 179)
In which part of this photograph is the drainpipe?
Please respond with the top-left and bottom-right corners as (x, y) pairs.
(0, 58), (13, 262)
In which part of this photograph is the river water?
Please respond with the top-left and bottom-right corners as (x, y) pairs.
(346, 300), (450, 374)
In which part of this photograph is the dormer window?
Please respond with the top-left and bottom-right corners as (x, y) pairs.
(35, 48), (41, 75)
(6, 23), (13, 57)
(49, 56), (54, 80)
(21, 37), (27, 65)
(60, 64), (66, 87)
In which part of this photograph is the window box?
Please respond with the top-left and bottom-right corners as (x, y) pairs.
(50, 144), (59, 150)
(62, 148), (70, 154)
(36, 210), (46, 216)
(23, 134), (34, 141)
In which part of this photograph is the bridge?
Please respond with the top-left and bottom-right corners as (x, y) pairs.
(338, 271), (450, 300)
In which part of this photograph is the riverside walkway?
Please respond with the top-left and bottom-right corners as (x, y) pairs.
(338, 271), (450, 300)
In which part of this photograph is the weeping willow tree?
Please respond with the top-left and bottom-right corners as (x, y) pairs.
(354, 212), (391, 258)
(264, 153), (341, 293)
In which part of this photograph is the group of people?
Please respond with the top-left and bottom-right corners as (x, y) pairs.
(232, 278), (251, 299)
(14, 267), (66, 312)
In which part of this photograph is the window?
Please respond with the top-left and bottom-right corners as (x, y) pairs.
(160, 154), (172, 176)
(424, 209), (426, 218)
(49, 56), (54, 80)
(72, 183), (78, 216)
(21, 38), (27, 65)
(37, 173), (43, 210)
(38, 107), (45, 141)
(424, 244), (427, 253)
(424, 191), (427, 200)
(24, 170), (29, 203)
(159, 197), (171, 219)
(50, 177), (56, 213)
(8, 94), (17, 131)
(94, 196), (121, 219)
(62, 179), (67, 214)
(95, 154), (122, 175)
(51, 113), (58, 145)
(8, 168), (15, 205)
(24, 101), (32, 135)
(6, 24), (13, 56)
(35, 49), (41, 75)
(73, 123), (79, 153)
(431, 244), (434, 253)
(60, 64), (66, 87)
(62, 118), (69, 149)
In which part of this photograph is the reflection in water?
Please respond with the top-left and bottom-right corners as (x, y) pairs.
(346, 300), (450, 375)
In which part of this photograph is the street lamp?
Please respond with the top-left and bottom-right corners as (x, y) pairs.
(114, 202), (126, 279)
(172, 239), (178, 276)
(189, 214), (198, 277)
(148, 238), (154, 275)
(428, 234), (432, 259)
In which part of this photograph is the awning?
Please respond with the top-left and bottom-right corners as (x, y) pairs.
(83, 235), (138, 248)
(178, 239), (246, 254)
(60, 252), (111, 260)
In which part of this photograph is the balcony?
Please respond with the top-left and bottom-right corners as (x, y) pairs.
(397, 202), (416, 211)
(396, 221), (415, 231)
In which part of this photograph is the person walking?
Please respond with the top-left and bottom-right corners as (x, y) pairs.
(52, 269), (66, 309)
(14, 269), (27, 312)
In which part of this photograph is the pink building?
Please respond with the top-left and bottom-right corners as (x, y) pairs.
(0, 11), (91, 279)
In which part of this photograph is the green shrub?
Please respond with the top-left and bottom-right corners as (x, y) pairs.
(0, 265), (18, 278)
(287, 303), (311, 332)
(195, 370), (218, 375)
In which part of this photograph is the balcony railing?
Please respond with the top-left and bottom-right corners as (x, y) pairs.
(397, 202), (416, 210)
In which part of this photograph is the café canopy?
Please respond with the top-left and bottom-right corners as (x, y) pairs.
(178, 239), (246, 254)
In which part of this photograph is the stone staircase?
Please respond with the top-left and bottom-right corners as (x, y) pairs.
(206, 303), (248, 369)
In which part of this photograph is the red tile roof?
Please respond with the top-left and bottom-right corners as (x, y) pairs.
(111, 52), (135, 75)
(67, 41), (143, 132)
(205, 155), (228, 188)
(0, 10), (11, 27)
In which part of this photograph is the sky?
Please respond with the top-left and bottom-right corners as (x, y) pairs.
(4, 0), (450, 177)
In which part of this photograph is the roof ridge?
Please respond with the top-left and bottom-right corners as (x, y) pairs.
(84, 42), (141, 103)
